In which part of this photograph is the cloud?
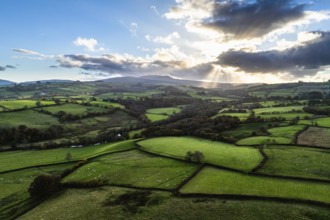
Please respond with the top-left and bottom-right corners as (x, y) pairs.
(145, 32), (180, 45)
(5, 65), (16, 69)
(0, 65), (16, 71)
(164, 0), (214, 20)
(129, 22), (138, 37)
(204, 0), (306, 39)
(12, 48), (42, 55)
(151, 5), (159, 15)
(56, 53), (186, 77)
(73, 37), (98, 51)
(49, 65), (58, 68)
(217, 31), (330, 76)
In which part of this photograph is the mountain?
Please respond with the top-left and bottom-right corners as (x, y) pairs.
(100, 75), (254, 89)
(0, 79), (15, 86)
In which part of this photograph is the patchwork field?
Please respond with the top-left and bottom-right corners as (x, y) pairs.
(18, 187), (330, 220)
(299, 117), (330, 127)
(0, 100), (55, 110)
(41, 103), (106, 115)
(0, 110), (59, 128)
(297, 126), (330, 148)
(146, 107), (181, 122)
(236, 125), (305, 145)
(138, 137), (263, 172)
(258, 146), (330, 181)
(180, 167), (330, 204)
(63, 150), (197, 190)
(0, 140), (136, 172)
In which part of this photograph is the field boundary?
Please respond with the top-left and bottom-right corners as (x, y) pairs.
(293, 125), (309, 144)
(176, 193), (330, 208)
(0, 148), (135, 175)
(173, 164), (205, 193)
(250, 145), (268, 173)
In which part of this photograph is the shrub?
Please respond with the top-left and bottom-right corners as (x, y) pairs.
(28, 174), (61, 198)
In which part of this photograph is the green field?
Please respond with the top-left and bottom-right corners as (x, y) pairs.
(0, 110), (59, 128)
(63, 150), (197, 189)
(138, 137), (262, 172)
(18, 187), (330, 220)
(216, 112), (250, 121)
(41, 103), (106, 115)
(89, 101), (125, 109)
(258, 145), (330, 180)
(253, 106), (304, 114)
(146, 107), (181, 115)
(0, 163), (74, 199)
(98, 91), (160, 99)
(297, 126), (330, 148)
(0, 140), (136, 172)
(180, 167), (330, 204)
(146, 107), (181, 122)
(258, 113), (313, 120)
(0, 100), (55, 110)
(299, 117), (330, 127)
(236, 125), (305, 145)
(146, 113), (169, 122)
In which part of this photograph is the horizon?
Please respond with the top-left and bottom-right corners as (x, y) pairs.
(1, 0), (330, 83)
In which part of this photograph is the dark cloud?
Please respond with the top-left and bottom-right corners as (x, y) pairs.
(0, 65), (16, 71)
(58, 54), (185, 76)
(204, 0), (306, 38)
(49, 65), (58, 68)
(217, 31), (330, 76)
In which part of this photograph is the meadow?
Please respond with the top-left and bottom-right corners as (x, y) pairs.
(63, 150), (197, 190)
(0, 100), (55, 110)
(297, 126), (330, 148)
(146, 107), (181, 122)
(0, 110), (60, 128)
(138, 137), (263, 172)
(180, 167), (330, 204)
(0, 140), (135, 172)
(41, 103), (106, 115)
(258, 145), (330, 181)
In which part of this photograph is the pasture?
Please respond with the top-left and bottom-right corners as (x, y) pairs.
(138, 137), (263, 172)
(0, 140), (136, 172)
(180, 167), (330, 204)
(146, 113), (169, 122)
(63, 150), (197, 189)
(258, 145), (330, 181)
(18, 187), (330, 220)
(253, 106), (304, 114)
(41, 103), (106, 115)
(0, 110), (59, 128)
(89, 101), (124, 109)
(297, 126), (330, 148)
(146, 107), (181, 122)
(0, 100), (54, 110)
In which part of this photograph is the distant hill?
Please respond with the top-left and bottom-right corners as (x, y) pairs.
(21, 79), (74, 85)
(100, 75), (257, 89)
(0, 79), (15, 86)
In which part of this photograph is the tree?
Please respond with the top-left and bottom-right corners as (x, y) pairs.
(35, 101), (42, 107)
(185, 151), (204, 163)
(28, 174), (61, 198)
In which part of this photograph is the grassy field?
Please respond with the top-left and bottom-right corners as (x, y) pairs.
(138, 137), (262, 172)
(98, 91), (160, 99)
(0, 100), (55, 110)
(63, 150), (197, 190)
(0, 163), (75, 199)
(146, 107), (181, 122)
(180, 167), (330, 204)
(299, 117), (330, 127)
(146, 113), (169, 122)
(258, 145), (330, 181)
(0, 110), (60, 128)
(18, 187), (330, 220)
(146, 107), (181, 115)
(253, 106), (304, 114)
(89, 101), (125, 109)
(0, 140), (136, 172)
(297, 126), (330, 148)
(221, 122), (288, 141)
(237, 125), (305, 145)
(41, 103), (106, 115)
(258, 113), (313, 120)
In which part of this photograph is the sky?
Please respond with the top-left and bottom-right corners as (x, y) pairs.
(1, 0), (330, 83)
